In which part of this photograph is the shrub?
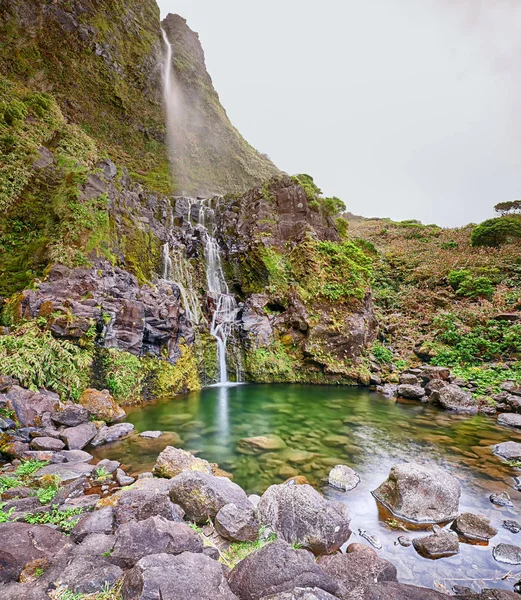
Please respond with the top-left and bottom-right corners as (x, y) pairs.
(101, 348), (143, 402)
(471, 216), (521, 248)
(457, 276), (495, 300)
(372, 342), (393, 365)
(291, 174), (322, 200)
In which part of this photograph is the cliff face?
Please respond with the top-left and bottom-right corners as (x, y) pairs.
(161, 14), (280, 195)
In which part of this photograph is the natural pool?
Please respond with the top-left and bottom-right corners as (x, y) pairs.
(93, 383), (521, 594)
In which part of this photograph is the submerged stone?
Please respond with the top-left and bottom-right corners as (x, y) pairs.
(237, 435), (287, 454)
(328, 464), (360, 491)
(493, 543), (521, 565)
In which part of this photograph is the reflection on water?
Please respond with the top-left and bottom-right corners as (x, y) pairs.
(92, 384), (521, 593)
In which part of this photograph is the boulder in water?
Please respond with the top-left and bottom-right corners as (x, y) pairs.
(430, 384), (478, 413)
(493, 543), (521, 565)
(372, 462), (461, 523)
(494, 441), (521, 460)
(412, 531), (459, 559)
(237, 435), (287, 454)
(397, 384), (425, 400)
(153, 445), (213, 478)
(78, 388), (126, 424)
(451, 513), (497, 542)
(328, 465), (360, 491)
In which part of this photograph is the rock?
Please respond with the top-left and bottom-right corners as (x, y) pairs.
(90, 422), (134, 446)
(0, 582), (51, 599)
(421, 366), (451, 382)
(52, 476), (88, 505)
(397, 535), (412, 547)
(78, 388), (126, 423)
(29, 436), (64, 451)
(431, 385), (478, 413)
(0, 523), (73, 582)
(259, 589), (340, 600)
(6, 386), (60, 427)
(51, 405), (91, 427)
(412, 531), (459, 559)
(111, 515), (203, 567)
(399, 374), (419, 385)
(35, 461), (95, 483)
(369, 374), (382, 386)
(322, 434), (350, 447)
(424, 379), (447, 396)
(451, 513), (497, 542)
(490, 492), (513, 507)
(215, 502), (260, 542)
(362, 582), (450, 599)
(498, 413), (521, 428)
(153, 446), (213, 478)
(100, 158), (117, 179)
(397, 384), (425, 400)
(317, 551), (397, 599)
(60, 422), (97, 450)
(372, 463), (461, 523)
(48, 555), (123, 595)
(228, 541), (338, 600)
(62, 494), (101, 512)
(237, 435), (287, 454)
(70, 507), (115, 543)
(328, 465), (360, 491)
(169, 471), (250, 523)
(116, 468), (135, 486)
(0, 376), (18, 393)
(95, 458), (121, 475)
(503, 520), (521, 534)
(346, 543), (376, 557)
(51, 449), (94, 463)
(358, 529), (382, 550)
(376, 383), (398, 397)
(493, 543), (521, 565)
(494, 441), (521, 460)
(257, 483), (351, 555)
(139, 430), (163, 438)
(113, 483), (185, 526)
(121, 552), (238, 600)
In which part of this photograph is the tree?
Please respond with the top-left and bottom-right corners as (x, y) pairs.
(494, 200), (521, 215)
(471, 216), (521, 248)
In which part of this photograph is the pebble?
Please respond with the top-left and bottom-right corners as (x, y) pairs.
(396, 536), (412, 547)
(503, 520), (521, 534)
(490, 491), (514, 507)
(139, 430), (164, 439)
(358, 528), (382, 550)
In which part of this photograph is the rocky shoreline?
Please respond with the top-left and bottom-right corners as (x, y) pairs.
(1, 374), (521, 598)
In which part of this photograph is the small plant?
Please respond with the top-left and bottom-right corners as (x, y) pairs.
(15, 458), (48, 477)
(94, 466), (111, 480)
(34, 567), (45, 579)
(0, 503), (15, 523)
(372, 342), (393, 365)
(219, 531), (277, 569)
(24, 506), (84, 533)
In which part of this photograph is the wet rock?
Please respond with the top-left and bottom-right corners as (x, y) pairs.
(121, 552), (238, 600)
(503, 520), (521, 534)
(490, 492), (513, 508)
(322, 434), (350, 447)
(29, 436), (64, 451)
(153, 445), (212, 478)
(328, 465), (360, 491)
(397, 535), (412, 547)
(139, 430), (163, 438)
(372, 462), (461, 523)
(397, 384), (425, 400)
(90, 422), (134, 446)
(169, 471), (250, 523)
(215, 502), (260, 542)
(60, 422), (97, 450)
(369, 374), (382, 386)
(95, 458), (120, 475)
(51, 405), (91, 427)
(363, 582), (450, 599)
(51, 449), (94, 463)
(317, 551), (397, 599)
(431, 384), (478, 413)
(451, 513), (497, 542)
(116, 468), (135, 486)
(399, 374), (419, 385)
(6, 386), (60, 427)
(70, 507), (115, 543)
(0, 523), (73, 582)
(412, 531), (459, 559)
(48, 555), (123, 595)
(35, 461), (96, 483)
(358, 529), (382, 549)
(228, 541), (338, 600)
(424, 379), (447, 396)
(493, 543), (521, 565)
(497, 413), (521, 428)
(376, 383), (398, 397)
(494, 441), (521, 460)
(78, 388), (126, 423)
(259, 589), (340, 600)
(258, 483), (351, 555)
(111, 515), (203, 567)
(237, 435), (287, 454)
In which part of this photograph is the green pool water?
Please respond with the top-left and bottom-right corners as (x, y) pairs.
(93, 383), (521, 593)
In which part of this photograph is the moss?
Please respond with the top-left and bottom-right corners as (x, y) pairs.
(98, 348), (144, 404)
(144, 343), (201, 397)
(245, 341), (299, 383)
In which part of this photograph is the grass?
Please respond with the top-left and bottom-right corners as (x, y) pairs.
(51, 581), (123, 600)
(219, 530), (277, 569)
(24, 506), (85, 533)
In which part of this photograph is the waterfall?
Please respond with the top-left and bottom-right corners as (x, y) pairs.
(161, 242), (172, 280)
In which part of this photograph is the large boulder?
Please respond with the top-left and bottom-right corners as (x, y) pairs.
(317, 550), (397, 599)
(362, 582), (450, 599)
(153, 446), (213, 478)
(258, 484), (351, 556)
(121, 552), (238, 600)
(451, 513), (497, 542)
(6, 386), (60, 427)
(412, 531), (459, 559)
(494, 441), (521, 460)
(34, 461), (96, 483)
(372, 463), (461, 523)
(0, 523), (73, 582)
(90, 422), (135, 446)
(112, 482), (185, 526)
(47, 555), (123, 595)
(227, 541), (339, 600)
(78, 388), (126, 423)
(215, 502), (259, 542)
(51, 405), (91, 427)
(169, 471), (250, 523)
(497, 413), (521, 428)
(70, 507), (115, 543)
(29, 436), (65, 451)
(111, 515), (203, 567)
(430, 385), (478, 413)
(397, 384), (425, 400)
(420, 366), (451, 382)
(60, 422), (97, 450)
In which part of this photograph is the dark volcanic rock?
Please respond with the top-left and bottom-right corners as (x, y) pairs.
(430, 384), (478, 413)
(6, 386), (60, 427)
(169, 471), (250, 523)
(451, 513), (497, 542)
(260, 590), (340, 600)
(121, 551), (238, 600)
(29, 436), (65, 451)
(111, 515), (203, 567)
(227, 541), (338, 600)
(397, 384), (425, 400)
(317, 551), (397, 599)
(90, 422), (134, 446)
(362, 582), (450, 599)
(60, 422), (97, 450)
(35, 461), (95, 483)
(412, 531), (459, 559)
(257, 484), (351, 555)
(215, 502), (260, 542)
(113, 483), (185, 526)
(372, 463), (461, 523)
(48, 555), (123, 595)
(70, 507), (115, 543)
(51, 405), (91, 427)
(73, 533), (115, 557)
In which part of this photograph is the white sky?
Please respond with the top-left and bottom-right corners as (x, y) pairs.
(157, 0), (521, 226)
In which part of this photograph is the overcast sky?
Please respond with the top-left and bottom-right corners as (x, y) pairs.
(157, 1), (521, 226)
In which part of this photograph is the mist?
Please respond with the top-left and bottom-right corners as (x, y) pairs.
(156, 0), (521, 226)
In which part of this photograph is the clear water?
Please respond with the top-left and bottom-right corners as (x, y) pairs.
(92, 384), (521, 593)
